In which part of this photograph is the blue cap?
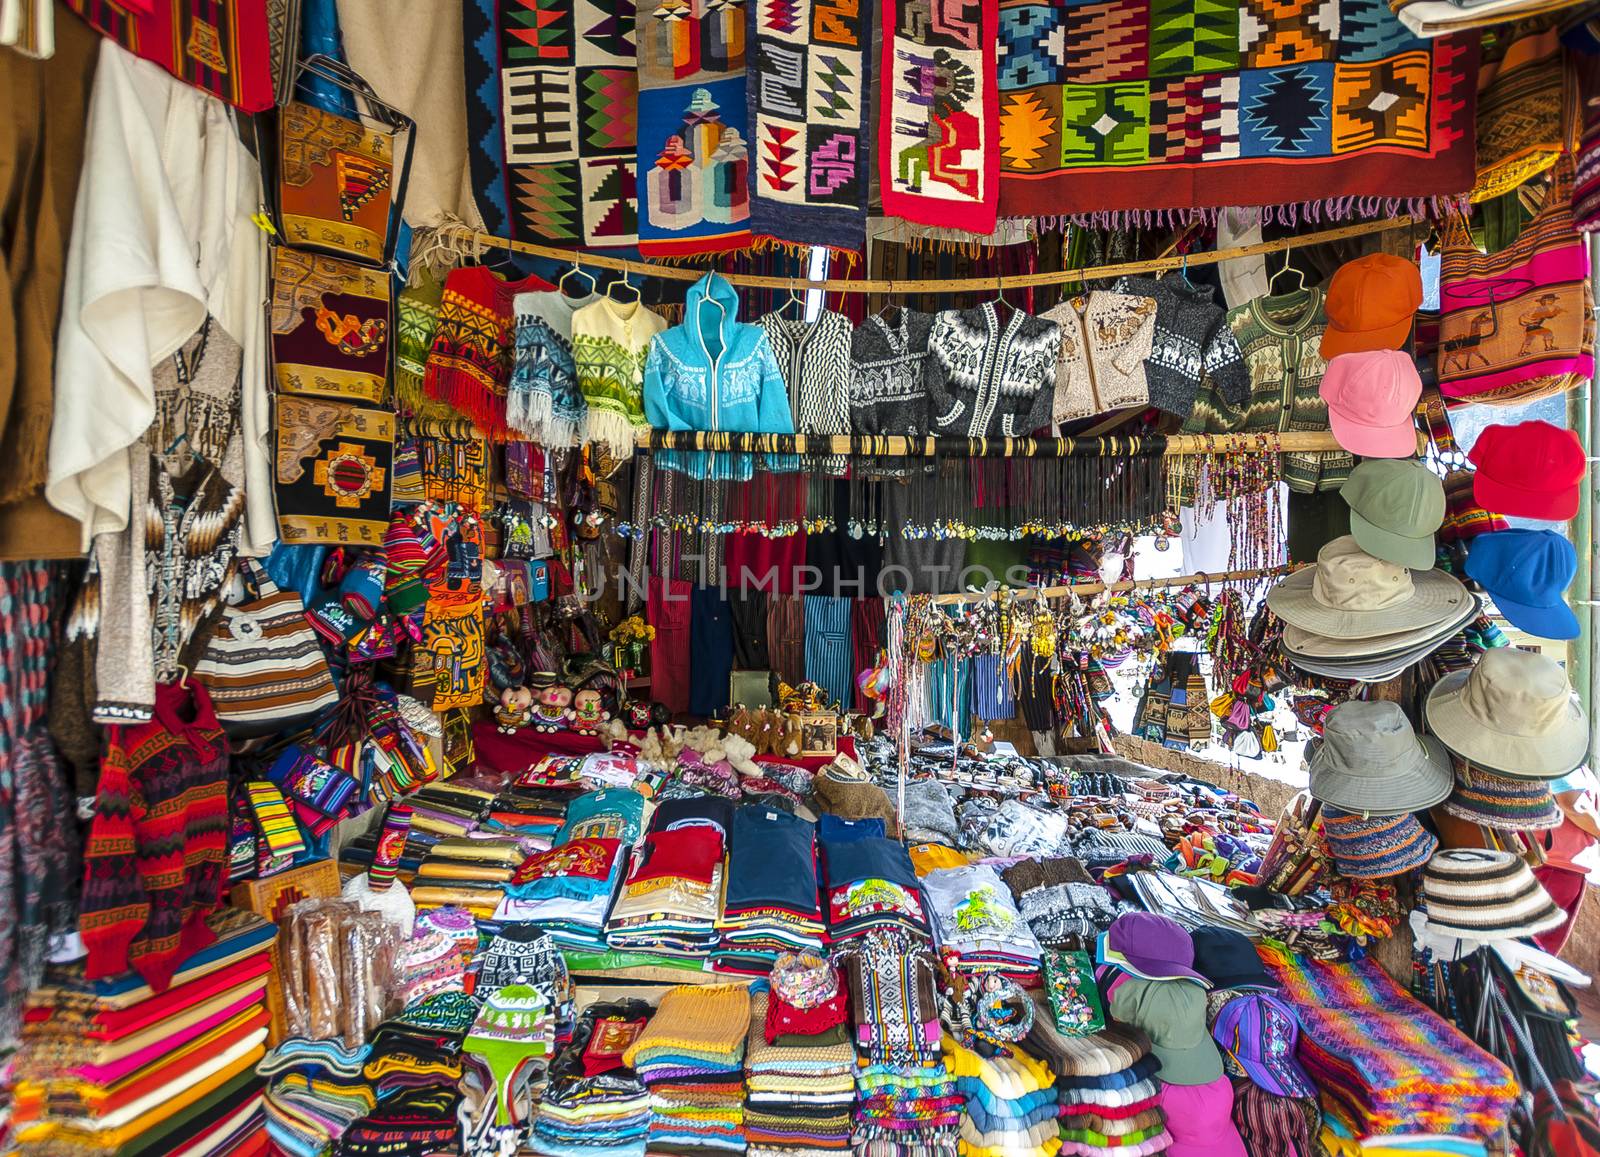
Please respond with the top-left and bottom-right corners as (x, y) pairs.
(1465, 529), (1578, 640)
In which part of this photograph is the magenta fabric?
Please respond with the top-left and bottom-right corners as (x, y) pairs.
(1160, 1075), (1248, 1157)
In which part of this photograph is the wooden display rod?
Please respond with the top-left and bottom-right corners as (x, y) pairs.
(929, 564), (1302, 605)
(636, 429), (1417, 457)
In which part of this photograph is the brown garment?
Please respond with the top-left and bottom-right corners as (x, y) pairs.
(812, 765), (900, 836)
(766, 594), (806, 686)
(0, 5), (96, 557)
(1001, 855), (1093, 900)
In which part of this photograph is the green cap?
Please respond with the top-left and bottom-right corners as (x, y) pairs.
(1341, 458), (1444, 571)
(1109, 977), (1223, 1087)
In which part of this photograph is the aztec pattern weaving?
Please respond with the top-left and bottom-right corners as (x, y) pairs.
(635, 0), (754, 255)
(464, 0), (641, 248)
(993, 0), (1478, 222)
(746, 0), (871, 252)
(879, 0), (1000, 233)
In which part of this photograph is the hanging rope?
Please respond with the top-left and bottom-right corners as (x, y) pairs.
(928, 564), (1303, 606)
(636, 430), (1424, 457)
(443, 215), (1415, 295)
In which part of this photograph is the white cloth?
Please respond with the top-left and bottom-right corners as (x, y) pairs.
(1215, 209), (1269, 310)
(49, 42), (273, 553)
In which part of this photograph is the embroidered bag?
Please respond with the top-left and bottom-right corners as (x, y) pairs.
(194, 559), (340, 737)
(1472, 27), (1567, 203)
(272, 55), (413, 267)
(270, 248), (391, 405)
(1438, 156), (1596, 404)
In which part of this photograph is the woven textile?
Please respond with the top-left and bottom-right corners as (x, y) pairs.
(994, 0), (1478, 224)
(66, 0), (274, 112)
(879, 0), (999, 233)
(270, 249), (391, 406)
(1266, 950), (1516, 1140)
(462, 0), (640, 248)
(275, 398), (394, 547)
(635, 0), (752, 256)
(746, 0), (870, 252)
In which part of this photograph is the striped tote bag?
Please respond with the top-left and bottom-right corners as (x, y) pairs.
(195, 559), (340, 736)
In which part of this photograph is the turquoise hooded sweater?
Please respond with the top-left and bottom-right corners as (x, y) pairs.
(643, 273), (795, 480)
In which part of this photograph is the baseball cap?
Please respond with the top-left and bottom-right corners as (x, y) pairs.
(1319, 350), (1423, 458)
(1190, 926), (1277, 991)
(1470, 421), (1585, 521)
(1465, 529), (1579, 640)
(1098, 912), (1207, 984)
(1109, 977), (1223, 1087)
(1320, 253), (1424, 358)
(1342, 458), (1445, 570)
(1211, 992), (1316, 1098)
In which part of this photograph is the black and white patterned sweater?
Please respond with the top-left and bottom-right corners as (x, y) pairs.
(1112, 275), (1250, 420)
(926, 302), (1059, 438)
(850, 306), (937, 437)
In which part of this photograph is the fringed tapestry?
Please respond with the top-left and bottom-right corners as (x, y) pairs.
(463, 0), (641, 248)
(271, 249), (391, 406)
(414, 416), (493, 514)
(66, 0), (275, 112)
(879, 0), (1000, 234)
(746, 0), (871, 253)
(635, 0), (753, 256)
(993, 0), (1479, 226)
(275, 398), (394, 546)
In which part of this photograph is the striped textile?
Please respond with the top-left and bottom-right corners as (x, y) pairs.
(804, 595), (855, 710)
(244, 783), (306, 859)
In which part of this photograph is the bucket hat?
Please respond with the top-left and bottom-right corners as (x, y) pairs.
(1440, 759), (1562, 832)
(1470, 420), (1585, 521)
(1425, 647), (1588, 778)
(1320, 253), (1423, 358)
(1097, 912), (1206, 984)
(1465, 529), (1579, 641)
(1320, 806), (1439, 878)
(1210, 992), (1316, 1099)
(1108, 977), (1223, 1087)
(1190, 927), (1276, 991)
(1279, 593), (1477, 662)
(1308, 700), (1453, 815)
(1342, 459), (1445, 570)
(1421, 848), (1566, 941)
(1320, 350), (1424, 458)
(1265, 536), (1471, 640)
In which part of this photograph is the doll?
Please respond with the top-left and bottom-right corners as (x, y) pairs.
(570, 687), (609, 737)
(531, 677), (574, 733)
(495, 685), (534, 734)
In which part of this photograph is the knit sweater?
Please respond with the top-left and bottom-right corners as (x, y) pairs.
(394, 264), (444, 413)
(1183, 287), (1353, 494)
(1111, 276), (1249, 419)
(623, 983), (752, 1063)
(573, 296), (669, 461)
(80, 682), (230, 991)
(1042, 292), (1158, 423)
(759, 309), (854, 473)
(424, 266), (553, 436)
(927, 303), (1059, 438)
(508, 290), (597, 447)
(851, 306), (936, 437)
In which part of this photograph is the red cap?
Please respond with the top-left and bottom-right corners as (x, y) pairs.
(1320, 254), (1423, 359)
(1469, 420), (1585, 521)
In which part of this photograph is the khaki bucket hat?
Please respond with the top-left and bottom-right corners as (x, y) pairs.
(1308, 700), (1454, 815)
(1265, 536), (1470, 640)
(1424, 647), (1588, 779)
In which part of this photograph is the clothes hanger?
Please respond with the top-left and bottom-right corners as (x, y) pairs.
(558, 258), (596, 299)
(607, 260), (642, 306)
(1268, 252), (1306, 296)
(781, 278), (807, 319)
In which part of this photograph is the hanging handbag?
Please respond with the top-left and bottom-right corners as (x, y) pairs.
(194, 559), (340, 737)
(1471, 27), (1567, 204)
(1438, 154), (1595, 405)
(271, 55), (414, 267)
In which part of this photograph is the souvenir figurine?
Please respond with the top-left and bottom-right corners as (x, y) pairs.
(571, 687), (609, 736)
(495, 685), (534, 734)
(530, 673), (574, 733)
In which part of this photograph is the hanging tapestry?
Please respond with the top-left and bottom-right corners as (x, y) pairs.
(745, 0), (870, 253)
(275, 398), (394, 546)
(635, 0), (753, 256)
(414, 584), (488, 710)
(878, 0), (999, 234)
(65, 0), (275, 112)
(463, 0), (640, 249)
(993, 0), (1479, 224)
(415, 416), (493, 514)
(271, 249), (391, 406)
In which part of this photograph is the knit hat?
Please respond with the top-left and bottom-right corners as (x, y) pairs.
(1341, 458), (1444, 571)
(1321, 807), (1439, 878)
(476, 925), (570, 1002)
(1440, 759), (1562, 832)
(1465, 529), (1579, 641)
(1108, 977), (1223, 1087)
(1421, 848), (1566, 940)
(1190, 927), (1276, 991)
(392, 991), (479, 1035)
(1210, 992), (1315, 1099)
(1425, 647), (1589, 779)
(1308, 700), (1453, 815)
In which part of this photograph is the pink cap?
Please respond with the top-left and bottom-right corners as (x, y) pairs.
(1319, 350), (1422, 458)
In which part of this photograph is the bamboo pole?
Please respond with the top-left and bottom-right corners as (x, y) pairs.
(452, 216), (1415, 295)
(929, 564), (1301, 605)
(635, 429), (1425, 457)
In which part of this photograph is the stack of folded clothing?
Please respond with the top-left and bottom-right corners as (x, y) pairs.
(923, 864), (1044, 986)
(1000, 857), (1129, 950)
(1023, 993), (1168, 1157)
(11, 910), (275, 1157)
(409, 834), (538, 920)
(942, 1033), (1058, 1157)
(821, 835), (931, 945)
(529, 999), (654, 1157)
(743, 956), (856, 1156)
(606, 826), (726, 959)
(337, 1087), (462, 1157)
(480, 784), (573, 845)
(841, 933), (959, 1155)
(623, 984), (750, 1157)
(261, 1038), (376, 1157)
(715, 806), (824, 973)
(406, 782), (497, 838)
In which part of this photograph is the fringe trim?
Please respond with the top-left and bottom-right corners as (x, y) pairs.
(423, 365), (507, 437)
(749, 233), (864, 265)
(1034, 195), (1466, 231)
(508, 389), (585, 449)
(585, 409), (644, 461)
(0, 409), (52, 506)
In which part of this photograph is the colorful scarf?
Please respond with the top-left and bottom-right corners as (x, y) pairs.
(746, 0), (871, 253)
(66, 0), (275, 112)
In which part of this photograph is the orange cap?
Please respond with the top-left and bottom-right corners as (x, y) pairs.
(1320, 253), (1423, 359)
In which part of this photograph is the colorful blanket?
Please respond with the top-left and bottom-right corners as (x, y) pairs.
(635, 0), (754, 256)
(746, 0), (872, 253)
(464, 0), (640, 248)
(879, 0), (1000, 234)
(994, 0), (1479, 224)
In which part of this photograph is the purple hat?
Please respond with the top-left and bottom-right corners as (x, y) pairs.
(1098, 912), (1206, 984)
(1211, 992), (1315, 1099)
